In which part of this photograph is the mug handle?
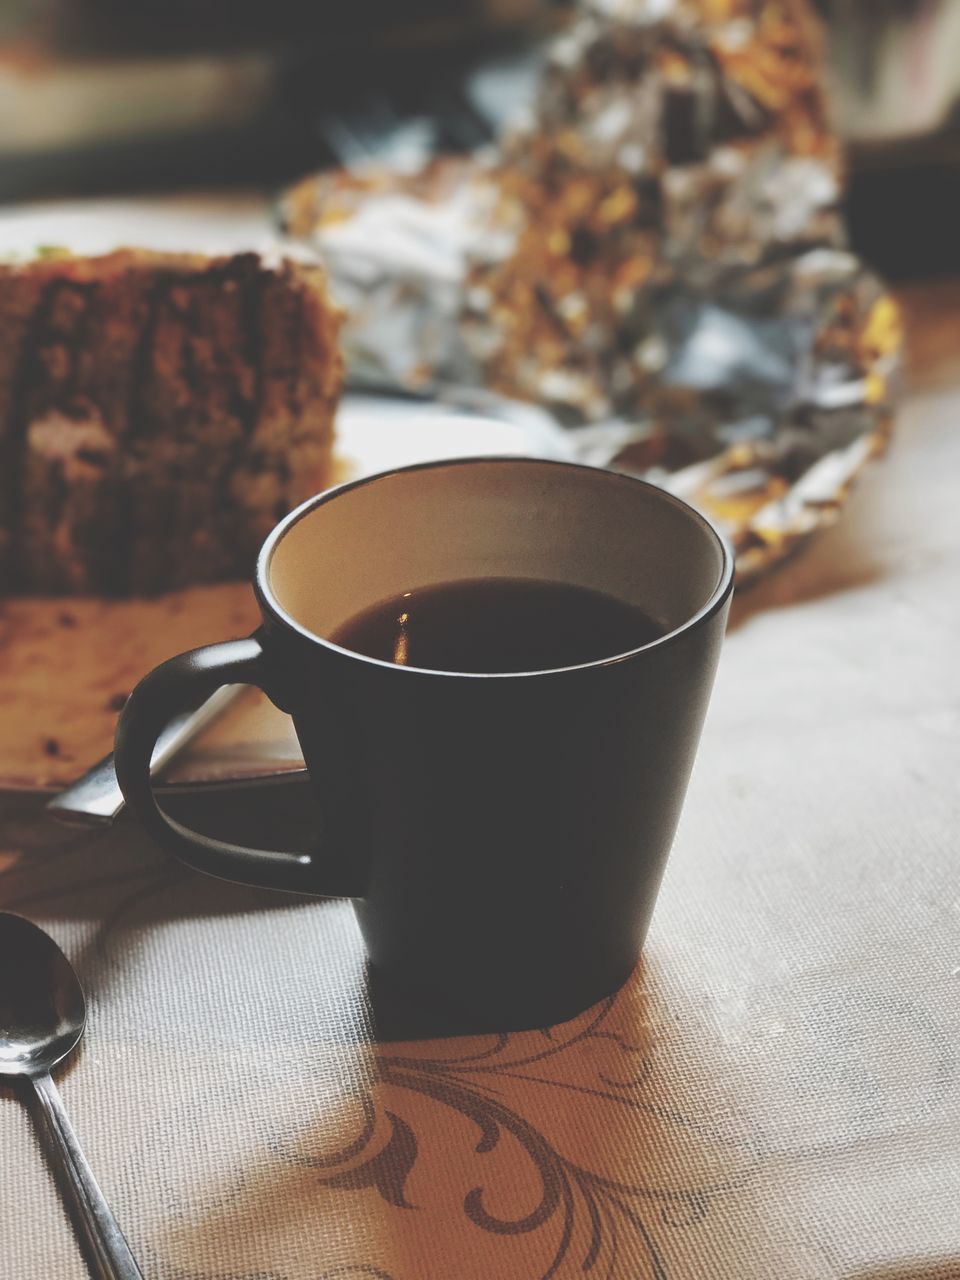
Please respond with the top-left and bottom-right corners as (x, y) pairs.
(115, 636), (357, 896)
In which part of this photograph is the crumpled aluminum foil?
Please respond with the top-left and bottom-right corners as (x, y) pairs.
(575, 249), (900, 580)
(279, 0), (901, 583)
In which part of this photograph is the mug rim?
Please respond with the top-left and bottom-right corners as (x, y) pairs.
(256, 455), (734, 679)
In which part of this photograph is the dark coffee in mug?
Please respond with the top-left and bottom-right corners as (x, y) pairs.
(330, 577), (666, 674)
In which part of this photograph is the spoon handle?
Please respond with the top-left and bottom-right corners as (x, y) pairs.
(29, 1073), (145, 1280)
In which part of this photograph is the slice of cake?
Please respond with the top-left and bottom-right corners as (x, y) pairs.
(0, 249), (343, 596)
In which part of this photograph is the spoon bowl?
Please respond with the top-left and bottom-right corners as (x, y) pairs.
(0, 912), (85, 1077)
(0, 912), (143, 1280)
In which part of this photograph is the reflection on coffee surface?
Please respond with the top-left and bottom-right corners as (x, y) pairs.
(331, 578), (665, 674)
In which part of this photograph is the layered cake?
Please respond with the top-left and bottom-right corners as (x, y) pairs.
(0, 250), (343, 596)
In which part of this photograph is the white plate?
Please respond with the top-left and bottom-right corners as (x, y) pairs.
(337, 392), (576, 479)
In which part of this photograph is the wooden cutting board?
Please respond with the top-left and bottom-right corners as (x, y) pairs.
(0, 582), (306, 790)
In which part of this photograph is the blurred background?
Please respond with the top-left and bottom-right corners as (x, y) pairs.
(0, 0), (958, 276)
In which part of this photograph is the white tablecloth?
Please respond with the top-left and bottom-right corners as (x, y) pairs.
(1, 284), (958, 1280)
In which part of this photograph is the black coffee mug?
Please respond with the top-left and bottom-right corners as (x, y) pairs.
(116, 458), (733, 1030)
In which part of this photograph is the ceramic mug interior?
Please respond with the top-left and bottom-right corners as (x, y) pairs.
(263, 457), (728, 669)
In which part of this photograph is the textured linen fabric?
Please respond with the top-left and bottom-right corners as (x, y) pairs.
(1, 288), (958, 1279)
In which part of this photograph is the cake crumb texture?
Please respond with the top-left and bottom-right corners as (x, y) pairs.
(0, 249), (343, 595)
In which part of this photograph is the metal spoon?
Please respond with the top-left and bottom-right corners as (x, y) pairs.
(0, 912), (144, 1279)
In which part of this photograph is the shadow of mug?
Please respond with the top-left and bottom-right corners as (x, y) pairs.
(141, 962), (760, 1280)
